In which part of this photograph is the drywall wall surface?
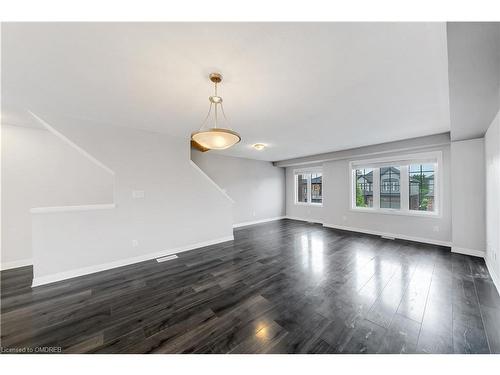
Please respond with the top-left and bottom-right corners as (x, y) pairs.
(1, 125), (113, 269)
(285, 144), (452, 244)
(191, 150), (285, 225)
(485, 109), (500, 288)
(321, 145), (451, 244)
(451, 138), (486, 255)
(29, 115), (233, 284)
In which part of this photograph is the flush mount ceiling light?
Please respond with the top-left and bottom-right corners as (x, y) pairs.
(191, 73), (241, 150)
(252, 143), (266, 151)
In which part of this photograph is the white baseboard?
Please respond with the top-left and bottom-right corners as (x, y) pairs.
(485, 256), (500, 295)
(1, 258), (33, 271)
(285, 216), (324, 224)
(233, 216), (286, 228)
(31, 235), (234, 287)
(323, 223), (452, 247)
(451, 246), (485, 258)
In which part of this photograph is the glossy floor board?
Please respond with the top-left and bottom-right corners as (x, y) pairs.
(1, 219), (500, 354)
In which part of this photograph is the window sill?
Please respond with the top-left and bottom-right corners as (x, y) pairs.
(295, 202), (323, 207)
(350, 207), (440, 218)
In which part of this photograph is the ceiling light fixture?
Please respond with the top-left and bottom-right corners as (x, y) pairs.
(252, 143), (266, 151)
(191, 73), (241, 150)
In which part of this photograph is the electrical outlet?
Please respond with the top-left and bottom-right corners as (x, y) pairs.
(132, 240), (139, 247)
(342, 215), (347, 221)
(433, 225), (439, 232)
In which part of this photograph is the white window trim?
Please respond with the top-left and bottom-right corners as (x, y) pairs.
(349, 151), (442, 218)
(294, 167), (323, 206)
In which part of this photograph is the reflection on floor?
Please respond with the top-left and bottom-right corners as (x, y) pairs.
(1, 219), (500, 353)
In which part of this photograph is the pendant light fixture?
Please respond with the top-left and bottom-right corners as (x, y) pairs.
(191, 73), (241, 150)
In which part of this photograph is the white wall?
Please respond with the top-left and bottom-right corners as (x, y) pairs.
(1, 125), (114, 269)
(285, 145), (452, 245)
(322, 145), (451, 245)
(191, 150), (285, 225)
(28, 115), (234, 286)
(485, 110), (500, 289)
(451, 138), (486, 256)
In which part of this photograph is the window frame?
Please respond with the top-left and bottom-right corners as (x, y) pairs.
(294, 167), (323, 206)
(350, 152), (442, 217)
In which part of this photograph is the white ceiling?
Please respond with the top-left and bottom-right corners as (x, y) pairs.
(1, 22), (451, 161)
(447, 22), (500, 141)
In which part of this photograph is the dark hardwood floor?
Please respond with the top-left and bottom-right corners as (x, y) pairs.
(1, 219), (500, 354)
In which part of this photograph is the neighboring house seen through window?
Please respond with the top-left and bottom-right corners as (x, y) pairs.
(354, 168), (373, 208)
(409, 164), (435, 212)
(295, 170), (322, 205)
(380, 166), (400, 209)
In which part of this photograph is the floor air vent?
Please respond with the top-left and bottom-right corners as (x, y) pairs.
(156, 255), (178, 263)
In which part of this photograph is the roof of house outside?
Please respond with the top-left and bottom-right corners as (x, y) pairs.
(356, 169), (434, 184)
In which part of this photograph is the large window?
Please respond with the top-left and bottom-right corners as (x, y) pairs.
(295, 170), (322, 205)
(351, 153), (439, 216)
(409, 164), (435, 212)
